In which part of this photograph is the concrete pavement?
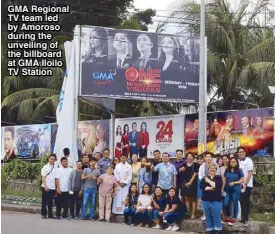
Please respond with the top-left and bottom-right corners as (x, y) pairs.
(2, 211), (197, 234)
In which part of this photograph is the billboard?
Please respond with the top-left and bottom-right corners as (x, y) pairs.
(2, 124), (51, 161)
(77, 120), (110, 155)
(115, 115), (184, 158)
(80, 26), (199, 103)
(185, 108), (273, 156)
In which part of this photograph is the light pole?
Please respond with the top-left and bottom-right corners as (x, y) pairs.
(268, 86), (275, 157)
(198, 0), (207, 154)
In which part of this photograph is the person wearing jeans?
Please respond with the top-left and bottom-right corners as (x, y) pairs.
(160, 187), (184, 232)
(223, 157), (245, 225)
(200, 163), (223, 234)
(123, 184), (138, 225)
(238, 147), (254, 227)
(81, 157), (101, 220)
(41, 154), (59, 219)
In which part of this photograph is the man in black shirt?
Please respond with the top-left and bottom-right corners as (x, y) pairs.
(151, 150), (162, 192)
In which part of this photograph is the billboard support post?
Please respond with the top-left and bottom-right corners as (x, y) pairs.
(110, 112), (115, 159)
(198, 0), (207, 153)
(268, 86), (275, 157)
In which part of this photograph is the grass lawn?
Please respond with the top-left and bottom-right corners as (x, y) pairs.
(2, 188), (41, 199)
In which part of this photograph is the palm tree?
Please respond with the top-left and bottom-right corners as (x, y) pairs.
(1, 35), (113, 125)
(175, 0), (275, 110)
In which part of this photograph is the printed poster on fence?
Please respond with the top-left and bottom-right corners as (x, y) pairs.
(115, 115), (184, 158)
(2, 124), (51, 161)
(185, 108), (273, 156)
(78, 120), (110, 156)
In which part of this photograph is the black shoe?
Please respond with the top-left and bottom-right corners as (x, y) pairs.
(56, 216), (61, 220)
(42, 215), (47, 219)
(48, 216), (56, 219)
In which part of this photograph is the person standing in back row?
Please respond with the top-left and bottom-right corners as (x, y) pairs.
(151, 150), (162, 192)
(41, 154), (59, 219)
(56, 157), (73, 219)
(97, 148), (113, 174)
(237, 147), (254, 227)
(68, 160), (83, 220)
(151, 152), (177, 196)
(81, 157), (101, 220)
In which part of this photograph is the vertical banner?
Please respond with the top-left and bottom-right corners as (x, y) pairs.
(115, 115), (184, 158)
(77, 120), (110, 156)
(185, 108), (274, 156)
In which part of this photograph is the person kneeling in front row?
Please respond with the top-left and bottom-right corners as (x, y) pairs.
(149, 186), (166, 229)
(136, 183), (152, 228)
(161, 187), (184, 232)
(123, 184), (139, 225)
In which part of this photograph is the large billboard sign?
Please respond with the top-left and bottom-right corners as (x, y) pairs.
(185, 108), (274, 156)
(80, 26), (200, 103)
(115, 115), (184, 158)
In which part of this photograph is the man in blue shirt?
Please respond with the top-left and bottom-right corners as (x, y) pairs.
(97, 148), (112, 174)
(152, 152), (177, 196)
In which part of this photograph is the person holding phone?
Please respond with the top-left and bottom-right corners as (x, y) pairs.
(123, 184), (139, 225)
(81, 157), (101, 220)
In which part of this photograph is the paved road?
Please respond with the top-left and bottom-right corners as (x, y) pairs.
(2, 212), (196, 234)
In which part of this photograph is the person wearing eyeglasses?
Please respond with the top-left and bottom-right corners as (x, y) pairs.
(200, 163), (223, 234)
(237, 147), (254, 227)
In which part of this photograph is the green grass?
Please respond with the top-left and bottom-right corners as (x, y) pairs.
(251, 211), (275, 224)
(2, 188), (41, 199)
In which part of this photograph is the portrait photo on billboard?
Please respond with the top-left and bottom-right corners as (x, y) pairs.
(108, 30), (133, 70)
(78, 120), (110, 156)
(2, 126), (17, 162)
(79, 26), (199, 102)
(14, 124), (51, 159)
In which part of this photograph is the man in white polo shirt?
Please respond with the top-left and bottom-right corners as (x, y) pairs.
(237, 147), (254, 227)
(55, 157), (73, 219)
(41, 154), (59, 219)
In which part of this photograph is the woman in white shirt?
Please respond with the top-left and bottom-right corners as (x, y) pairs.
(136, 183), (152, 228)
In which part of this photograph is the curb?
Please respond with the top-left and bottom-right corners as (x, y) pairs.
(2, 203), (275, 234)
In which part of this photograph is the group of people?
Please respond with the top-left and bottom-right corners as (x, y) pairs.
(41, 146), (253, 234)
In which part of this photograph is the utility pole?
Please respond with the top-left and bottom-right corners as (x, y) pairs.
(198, 0), (207, 154)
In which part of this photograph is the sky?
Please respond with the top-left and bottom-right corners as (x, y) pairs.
(134, 0), (275, 34)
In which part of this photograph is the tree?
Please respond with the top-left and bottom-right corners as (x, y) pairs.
(175, 0), (275, 110)
(119, 8), (156, 31)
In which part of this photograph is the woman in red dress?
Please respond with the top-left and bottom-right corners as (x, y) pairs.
(121, 124), (130, 158)
(138, 122), (150, 158)
(115, 125), (122, 158)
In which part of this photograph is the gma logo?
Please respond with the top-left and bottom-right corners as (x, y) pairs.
(92, 72), (114, 80)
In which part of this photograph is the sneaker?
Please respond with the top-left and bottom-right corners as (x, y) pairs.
(137, 223), (143, 227)
(228, 219), (236, 226)
(75, 216), (80, 220)
(130, 224), (135, 226)
(166, 225), (173, 231)
(243, 221), (249, 227)
(56, 216), (61, 220)
(48, 216), (55, 219)
(200, 216), (206, 221)
(90, 218), (95, 221)
(190, 215), (195, 219)
(163, 219), (167, 223)
(145, 224), (149, 228)
(122, 223), (127, 225)
(153, 224), (161, 229)
(171, 224), (180, 231)
(41, 216), (47, 219)
(97, 219), (104, 222)
(67, 216), (73, 220)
